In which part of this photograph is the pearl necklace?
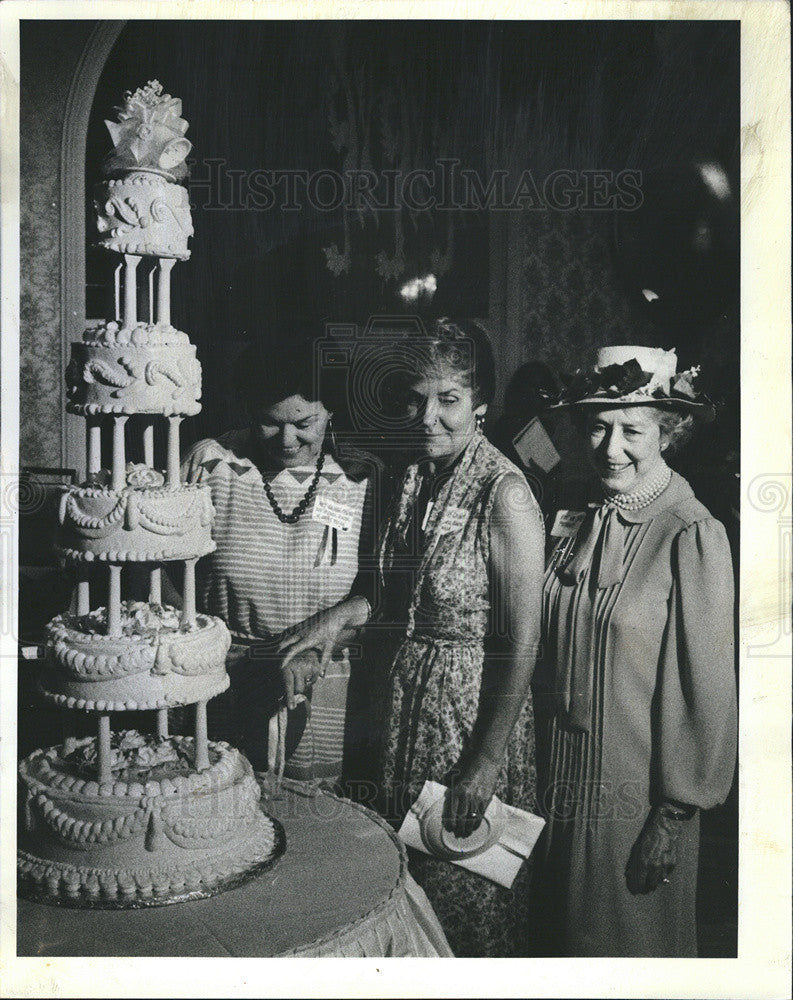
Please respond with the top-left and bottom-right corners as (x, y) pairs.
(603, 463), (672, 511)
(262, 451), (325, 524)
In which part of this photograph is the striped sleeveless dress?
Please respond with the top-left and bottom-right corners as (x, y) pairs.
(182, 430), (371, 779)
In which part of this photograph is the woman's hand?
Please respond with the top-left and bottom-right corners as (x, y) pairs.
(280, 649), (323, 711)
(278, 596), (369, 679)
(443, 755), (501, 838)
(625, 803), (693, 894)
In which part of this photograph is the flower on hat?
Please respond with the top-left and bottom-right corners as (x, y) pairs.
(542, 352), (715, 416)
(598, 359), (653, 397)
(670, 366), (702, 400)
(552, 360), (652, 405)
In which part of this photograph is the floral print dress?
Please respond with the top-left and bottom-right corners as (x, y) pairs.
(370, 432), (543, 957)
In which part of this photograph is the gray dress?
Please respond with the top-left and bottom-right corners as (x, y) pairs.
(533, 471), (737, 956)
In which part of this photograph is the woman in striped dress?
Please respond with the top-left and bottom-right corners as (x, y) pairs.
(181, 337), (380, 783)
(533, 345), (737, 956)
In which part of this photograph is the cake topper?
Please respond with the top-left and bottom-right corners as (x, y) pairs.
(102, 80), (192, 181)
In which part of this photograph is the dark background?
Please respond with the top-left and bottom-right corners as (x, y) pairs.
(20, 18), (740, 956)
(83, 21), (739, 458)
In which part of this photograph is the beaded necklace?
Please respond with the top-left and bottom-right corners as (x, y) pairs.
(262, 450), (325, 524)
(603, 462), (672, 512)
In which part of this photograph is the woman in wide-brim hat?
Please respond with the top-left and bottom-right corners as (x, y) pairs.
(532, 345), (737, 957)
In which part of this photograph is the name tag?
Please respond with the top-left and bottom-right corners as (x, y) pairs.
(312, 494), (356, 532)
(551, 509), (587, 538)
(437, 505), (469, 535)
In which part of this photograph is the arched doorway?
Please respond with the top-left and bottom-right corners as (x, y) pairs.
(61, 20), (125, 474)
(79, 21), (495, 456)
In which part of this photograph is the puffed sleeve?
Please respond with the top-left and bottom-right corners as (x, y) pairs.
(655, 516), (737, 809)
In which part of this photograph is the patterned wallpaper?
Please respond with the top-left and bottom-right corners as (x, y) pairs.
(479, 208), (653, 493)
(516, 210), (652, 378)
(20, 22), (96, 469)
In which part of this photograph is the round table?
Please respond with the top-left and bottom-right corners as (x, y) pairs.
(17, 781), (452, 957)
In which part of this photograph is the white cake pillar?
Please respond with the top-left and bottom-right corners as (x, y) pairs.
(97, 713), (113, 786)
(156, 258), (176, 325)
(181, 558), (197, 628)
(123, 254), (141, 328)
(114, 262), (123, 322)
(156, 708), (169, 739)
(143, 423), (155, 467)
(107, 564), (122, 638)
(76, 578), (90, 616)
(194, 700), (209, 771)
(87, 420), (102, 476)
(145, 403), (160, 609)
(148, 264), (155, 324)
(111, 416), (128, 491)
(80, 417), (98, 620)
(166, 416), (182, 485)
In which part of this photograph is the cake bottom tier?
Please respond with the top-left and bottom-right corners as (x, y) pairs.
(18, 735), (284, 908)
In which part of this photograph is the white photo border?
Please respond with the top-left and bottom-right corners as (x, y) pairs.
(1, 2), (789, 997)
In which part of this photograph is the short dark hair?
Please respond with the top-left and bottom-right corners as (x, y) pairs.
(233, 335), (328, 416)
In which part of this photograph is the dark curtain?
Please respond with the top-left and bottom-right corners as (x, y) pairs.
(86, 20), (739, 451)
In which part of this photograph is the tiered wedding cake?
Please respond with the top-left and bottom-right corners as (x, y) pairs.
(18, 82), (282, 908)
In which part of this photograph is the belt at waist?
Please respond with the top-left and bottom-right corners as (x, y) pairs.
(405, 631), (482, 647)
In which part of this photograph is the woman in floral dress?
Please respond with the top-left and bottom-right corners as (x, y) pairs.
(279, 319), (546, 955)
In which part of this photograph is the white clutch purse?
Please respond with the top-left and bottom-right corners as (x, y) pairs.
(397, 780), (546, 889)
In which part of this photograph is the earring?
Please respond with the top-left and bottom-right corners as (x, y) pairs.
(327, 416), (339, 454)
(475, 413), (486, 432)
